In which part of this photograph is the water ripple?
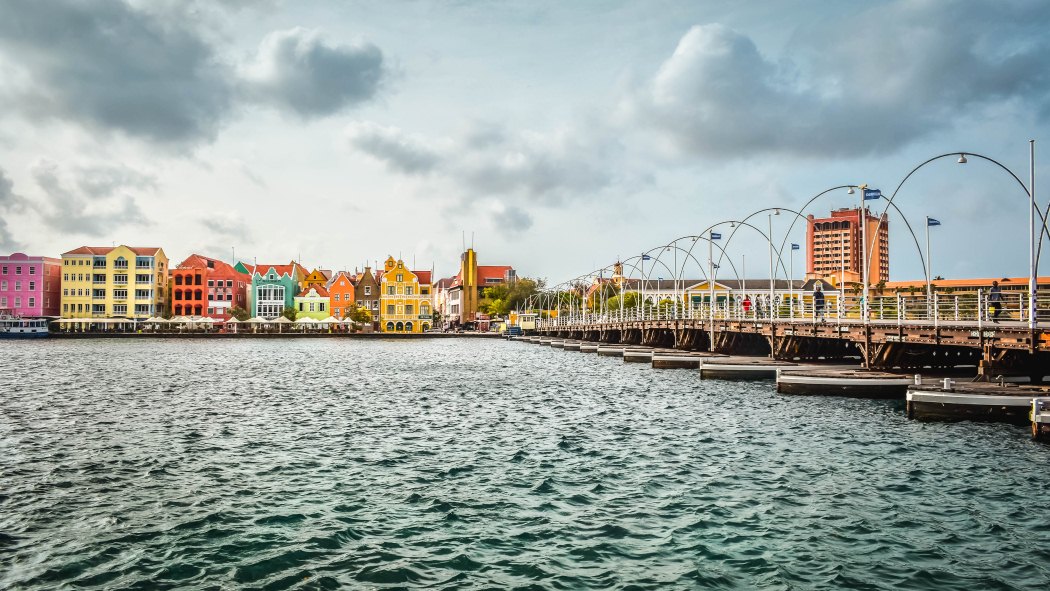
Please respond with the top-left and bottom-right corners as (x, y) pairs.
(2, 338), (1050, 589)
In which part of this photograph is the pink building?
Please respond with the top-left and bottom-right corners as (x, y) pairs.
(0, 253), (62, 317)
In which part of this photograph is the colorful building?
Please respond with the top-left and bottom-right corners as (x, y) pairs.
(805, 207), (889, 286)
(303, 268), (331, 289)
(379, 256), (432, 333)
(60, 246), (168, 319)
(355, 266), (381, 328)
(0, 252), (62, 317)
(294, 285), (331, 320)
(445, 248), (516, 328)
(243, 262), (308, 319)
(327, 271), (356, 319)
(171, 254), (250, 319)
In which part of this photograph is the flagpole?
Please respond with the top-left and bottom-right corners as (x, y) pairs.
(789, 246), (794, 318)
(925, 217), (932, 302)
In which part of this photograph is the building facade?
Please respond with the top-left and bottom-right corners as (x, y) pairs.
(355, 266), (381, 328)
(805, 207), (889, 286)
(295, 285), (331, 320)
(0, 253), (62, 318)
(327, 271), (356, 319)
(60, 246), (168, 319)
(445, 248), (516, 328)
(246, 262), (308, 319)
(171, 254), (250, 319)
(379, 256), (432, 333)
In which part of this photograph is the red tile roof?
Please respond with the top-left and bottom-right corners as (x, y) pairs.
(413, 270), (432, 285)
(63, 245), (163, 256)
(175, 254), (248, 276)
(254, 261), (308, 279)
(478, 265), (513, 282)
(298, 285), (330, 297)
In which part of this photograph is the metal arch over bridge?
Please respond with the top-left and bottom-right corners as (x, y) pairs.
(520, 144), (1050, 380)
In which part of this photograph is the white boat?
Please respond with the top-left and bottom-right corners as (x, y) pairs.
(0, 314), (50, 338)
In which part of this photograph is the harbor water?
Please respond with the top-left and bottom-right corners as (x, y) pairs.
(2, 338), (1049, 589)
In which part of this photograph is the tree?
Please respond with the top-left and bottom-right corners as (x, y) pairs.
(228, 306), (250, 321)
(348, 305), (373, 323)
(606, 291), (639, 311)
(281, 307), (297, 321)
(874, 280), (886, 295)
(481, 277), (544, 316)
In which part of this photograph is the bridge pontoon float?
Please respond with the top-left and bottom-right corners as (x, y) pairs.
(699, 357), (797, 379)
(776, 368), (910, 399)
(1033, 399), (1050, 441)
(906, 381), (1050, 425)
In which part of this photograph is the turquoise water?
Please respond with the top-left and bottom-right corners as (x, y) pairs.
(2, 338), (1049, 590)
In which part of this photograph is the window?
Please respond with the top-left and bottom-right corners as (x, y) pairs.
(333, 293), (340, 301)
(114, 289), (128, 299)
(309, 302), (315, 312)
(372, 301), (379, 310)
(0, 297), (5, 307)
(134, 304), (150, 314)
(29, 266), (36, 275)
(28, 281), (35, 291)
(135, 257), (152, 269)
(1, 266), (5, 274)
(91, 304), (104, 314)
(208, 280), (214, 287)
(364, 286), (371, 296)
(114, 274), (128, 284)
(113, 257), (129, 269)
(406, 286), (414, 296)
(387, 286), (395, 295)
(93, 274), (105, 283)
(226, 280), (232, 287)
(396, 274), (403, 282)
(14, 281), (21, 291)
(226, 294), (232, 301)
(356, 300), (362, 306)
(319, 303), (326, 311)
(405, 304), (414, 315)
(113, 304), (127, 315)
(0, 281), (5, 290)
(15, 266), (22, 275)
(386, 304), (395, 315)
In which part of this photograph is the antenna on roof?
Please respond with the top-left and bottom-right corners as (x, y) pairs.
(462, 231), (465, 253)
(471, 232), (475, 250)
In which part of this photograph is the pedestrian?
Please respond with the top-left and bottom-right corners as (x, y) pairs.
(813, 285), (825, 322)
(989, 280), (1003, 323)
(755, 295), (764, 318)
(743, 295), (752, 317)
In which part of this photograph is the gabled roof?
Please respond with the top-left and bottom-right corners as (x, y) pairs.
(297, 285), (330, 298)
(63, 245), (163, 257)
(327, 270), (355, 289)
(434, 277), (455, 289)
(413, 270), (432, 285)
(254, 261), (308, 279)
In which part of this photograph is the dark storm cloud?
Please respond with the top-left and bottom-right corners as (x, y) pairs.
(346, 122), (443, 174)
(0, 168), (24, 250)
(627, 1), (1050, 158)
(0, 1), (388, 147)
(29, 159), (152, 237)
(242, 28), (385, 118)
(493, 205), (534, 232)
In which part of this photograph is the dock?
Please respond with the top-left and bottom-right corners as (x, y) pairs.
(906, 381), (1050, 425)
(777, 368), (910, 399)
(699, 357), (798, 379)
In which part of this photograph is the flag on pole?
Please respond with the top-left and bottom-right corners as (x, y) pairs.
(711, 232), (722, 240)
(863, 188), (882, 200)
(791, 243), (800, 250)
(642, 254), (651, 261)
(927, 217), (941, 226)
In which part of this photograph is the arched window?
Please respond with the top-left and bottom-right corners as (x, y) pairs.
(395, 322), (404, 331)
(386, 322), (395, 331)
(175, 275), (183, 285)
(422, 323), (430, 332)
(405, 322), (413, 332)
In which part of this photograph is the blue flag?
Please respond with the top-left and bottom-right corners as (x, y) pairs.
(863, 188), (882, 200)
(791, 243), (800, 250)
(641, 254), (651, 261)
(927, 217), (941, 226)
(711, 232), (722, 240)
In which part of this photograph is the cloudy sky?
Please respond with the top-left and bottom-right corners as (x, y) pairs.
(0, 0), (1047, 284)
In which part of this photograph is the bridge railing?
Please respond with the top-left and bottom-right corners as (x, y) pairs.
(534, 291), (1050, 329)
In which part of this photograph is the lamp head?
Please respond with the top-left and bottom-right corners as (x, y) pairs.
(774, 208), (781, 215)
(957, 153), (967, 164)
(847, 187), (855, 195)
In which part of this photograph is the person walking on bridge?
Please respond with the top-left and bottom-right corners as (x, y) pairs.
(989, 280), (1003, 323)
(813, 285), (826, 323)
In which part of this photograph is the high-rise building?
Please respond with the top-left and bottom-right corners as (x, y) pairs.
(805, 207), (889, 286)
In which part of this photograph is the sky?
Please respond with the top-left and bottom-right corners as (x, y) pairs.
(0, 0), (1047, 285)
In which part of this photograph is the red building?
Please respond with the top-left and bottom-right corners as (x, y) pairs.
(805, 207), (889, 286)
(171, 254), (251, 319)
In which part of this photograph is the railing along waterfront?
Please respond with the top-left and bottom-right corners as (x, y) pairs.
(536, 293), (1050, 329)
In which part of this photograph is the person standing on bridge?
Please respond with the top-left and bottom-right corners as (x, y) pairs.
(989, 280), (1003, 323)
(813, 285), (826, 323)
(743, 295), (752, 318)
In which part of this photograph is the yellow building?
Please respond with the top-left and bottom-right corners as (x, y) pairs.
(379, 256), (433, 333)
(61, 245), (169, 319)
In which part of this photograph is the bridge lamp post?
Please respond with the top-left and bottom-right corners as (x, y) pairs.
(768, 209), (779, 318)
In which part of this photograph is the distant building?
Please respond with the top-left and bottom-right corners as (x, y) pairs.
(0, 252), (61, 318)
(355, 266), (381, 328)
(303, 268), (331, 289)
(60, 245), (168, 319)
(445, 248), (516, 328)
(171, 254), (250, 319)
(243, 262), (308, 319)
(805, 207), (889, 286)
(327, 271), (356, 319)
(379, 256), (433, 333)
(295, 285), (331, 320)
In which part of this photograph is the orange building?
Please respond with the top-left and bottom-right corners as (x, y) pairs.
(327, 271), (356, 319)
(805, 207), (889, 286)
(303, 268), (331, 289)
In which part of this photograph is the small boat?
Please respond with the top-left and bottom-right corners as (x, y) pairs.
(0, 314), (50, 338)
